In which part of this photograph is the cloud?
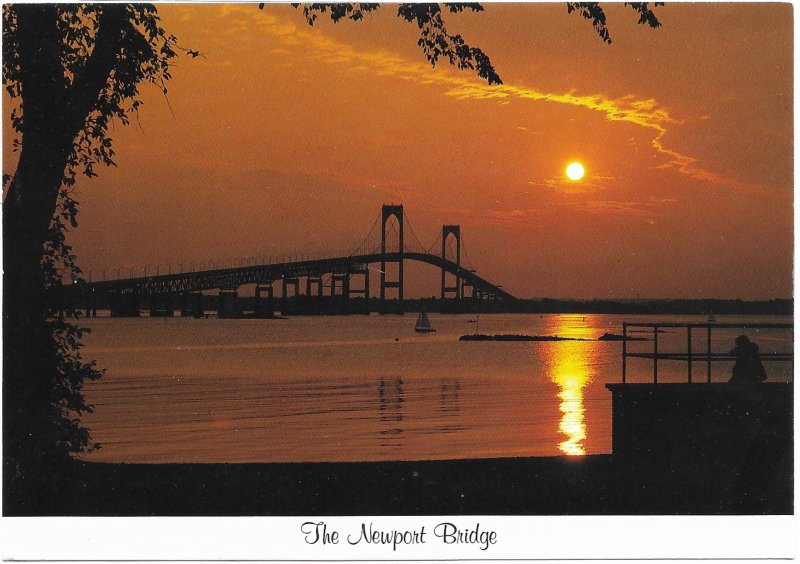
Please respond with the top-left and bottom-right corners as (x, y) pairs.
(442, 84), (758, 191)
(533, 175), (610, 194)
(220, 7), (757, 193)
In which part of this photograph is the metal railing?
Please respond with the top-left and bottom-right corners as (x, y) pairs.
(621, 322), (793, 384)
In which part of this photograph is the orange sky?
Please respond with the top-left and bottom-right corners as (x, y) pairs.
(4, 3), (794, 299)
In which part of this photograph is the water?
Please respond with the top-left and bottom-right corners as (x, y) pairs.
(78, 313), (793, 463)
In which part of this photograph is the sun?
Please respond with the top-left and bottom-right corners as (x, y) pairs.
(565, 161), (585, 181)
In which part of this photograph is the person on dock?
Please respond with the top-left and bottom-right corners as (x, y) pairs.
(729, 335), (767, 385)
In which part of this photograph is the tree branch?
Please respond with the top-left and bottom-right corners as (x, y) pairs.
(65, 4), (127, 135)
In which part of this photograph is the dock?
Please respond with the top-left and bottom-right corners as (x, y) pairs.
(606, 321), (792, 487)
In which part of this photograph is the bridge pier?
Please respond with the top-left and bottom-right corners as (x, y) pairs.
(150, 293), (175, 317)
(331, 272), (351, 314)
(281, 277), (299, 315)
(348, 267), (370, 314)
(218, 289), (241, 318)
(462, 279), (474, 300)
(110, 292), (140, 317)
(84, 289), (98, 318)
(306, 276), (323, 297)
(295, 276), (324, 315)
(253, 283), (275, 318)
(181, 292), (205, 318)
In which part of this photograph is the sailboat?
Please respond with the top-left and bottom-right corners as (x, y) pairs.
(415, 310), (436, 333)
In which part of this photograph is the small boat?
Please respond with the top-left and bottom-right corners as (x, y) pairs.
(415, 310), (436, 333)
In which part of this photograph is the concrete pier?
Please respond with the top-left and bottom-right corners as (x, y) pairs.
(606, 382), (793, 462)
(180, 292), (204, 317)
(280, 278), (299, 315)
(217, 289), (241, 318)
(149, 293), (174, 317)
(110, 292), (140, 317)
(253, 283), (274, 318)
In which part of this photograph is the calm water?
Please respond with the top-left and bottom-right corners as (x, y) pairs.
(78, 313), (793, 463)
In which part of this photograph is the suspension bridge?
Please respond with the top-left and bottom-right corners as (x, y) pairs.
(79, 204), (517, 317)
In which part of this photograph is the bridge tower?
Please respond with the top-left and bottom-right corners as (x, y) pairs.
(380, 204), (404, 310)
(440, 224), (462, 300)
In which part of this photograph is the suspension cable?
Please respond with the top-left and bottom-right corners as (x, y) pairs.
(402, 210), (427, 253)
(428, 230), (442, 256)
(461, 232), (475, 271)
(351, 211), (381, 256)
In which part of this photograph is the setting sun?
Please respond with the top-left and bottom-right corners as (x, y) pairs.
(565, 162), (585, 181)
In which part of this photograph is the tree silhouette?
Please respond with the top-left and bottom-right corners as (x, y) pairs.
(2, 3), (180, 510)
(2, 2), (661, 511)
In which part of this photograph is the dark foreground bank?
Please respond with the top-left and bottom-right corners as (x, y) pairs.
(5, 448), (792, 516)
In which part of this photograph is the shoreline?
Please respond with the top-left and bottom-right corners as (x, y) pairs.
(7, 450), (791, 516)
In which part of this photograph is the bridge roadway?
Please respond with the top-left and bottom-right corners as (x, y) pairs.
(83, 251), (517, 302)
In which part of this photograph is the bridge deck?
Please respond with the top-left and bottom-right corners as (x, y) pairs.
(81, 251), (516, 301)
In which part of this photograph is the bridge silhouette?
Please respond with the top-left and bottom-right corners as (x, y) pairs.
(81, 204), (516, 317)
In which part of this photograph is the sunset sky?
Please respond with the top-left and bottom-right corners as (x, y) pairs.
(4, 2), (794, 299)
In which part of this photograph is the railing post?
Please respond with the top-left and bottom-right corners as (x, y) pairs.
(687, 326), (692, 383)
(653, 324), (658, 384)
(622, 322), (627, 384)
(707, 325), (712, 383)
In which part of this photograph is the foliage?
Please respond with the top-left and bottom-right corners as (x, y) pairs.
(41, 187), (105, 454)
(3, 4), (179, 183)
(566, 2), (663, 44)
(289, 3), (502, 85)
(286, 2), (663, 84)
(2, 3), (180, 455)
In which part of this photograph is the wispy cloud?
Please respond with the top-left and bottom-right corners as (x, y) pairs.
(441, 84), (755, 191)
(219, 7), (753, 192)
(534, 176), (610, 194)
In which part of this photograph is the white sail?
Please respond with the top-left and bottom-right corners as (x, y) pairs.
(415, 310), (435, 332)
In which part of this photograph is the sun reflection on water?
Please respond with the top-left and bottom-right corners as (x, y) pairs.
(553, 359), (589, 455)
(549, 315), (594, 456)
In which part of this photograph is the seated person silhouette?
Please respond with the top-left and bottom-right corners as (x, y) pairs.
(729, 335), (767, 385)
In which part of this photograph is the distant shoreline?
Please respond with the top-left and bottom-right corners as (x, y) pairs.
(404, 297), (792, 316)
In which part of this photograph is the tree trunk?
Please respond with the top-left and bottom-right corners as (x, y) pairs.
(3, 5), (72, 512)
(3, 4), (126, 513)
(3, 108), (79, 512)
